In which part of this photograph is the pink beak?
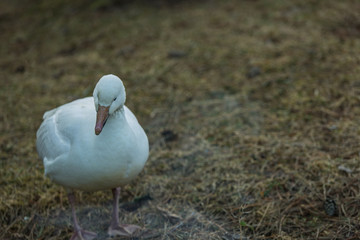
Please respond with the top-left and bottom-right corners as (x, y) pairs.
(95, 105), (109, 135)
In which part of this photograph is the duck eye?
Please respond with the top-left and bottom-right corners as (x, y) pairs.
(113, 97), (117, 101)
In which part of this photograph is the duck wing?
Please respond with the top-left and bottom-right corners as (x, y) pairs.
(36, 97), (94, 164)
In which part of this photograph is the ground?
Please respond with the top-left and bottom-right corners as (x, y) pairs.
(1, 0), (360, 239)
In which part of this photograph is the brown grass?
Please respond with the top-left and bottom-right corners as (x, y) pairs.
(1, 0), (360, 239)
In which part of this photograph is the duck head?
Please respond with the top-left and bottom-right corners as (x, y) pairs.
(93, 74), (126, 135)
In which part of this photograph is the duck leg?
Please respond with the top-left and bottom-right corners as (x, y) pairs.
(68, 192), (97, 240)
(108, 187), (141, 237)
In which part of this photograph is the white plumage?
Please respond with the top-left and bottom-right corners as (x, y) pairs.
(36, 74), (149, 239)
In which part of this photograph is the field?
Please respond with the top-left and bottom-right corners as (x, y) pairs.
(1, 0), (360, 239)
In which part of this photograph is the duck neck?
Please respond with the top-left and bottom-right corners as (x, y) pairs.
(110, 106), (125, 120)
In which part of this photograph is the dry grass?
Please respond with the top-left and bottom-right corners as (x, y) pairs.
(1, 0), (360, 239)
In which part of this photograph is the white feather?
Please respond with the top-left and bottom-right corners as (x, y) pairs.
(36, 75), (149, 191)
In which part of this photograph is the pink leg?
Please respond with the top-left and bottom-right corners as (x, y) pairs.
(68, 192), (97, 240)
(107, 187), (141, 237)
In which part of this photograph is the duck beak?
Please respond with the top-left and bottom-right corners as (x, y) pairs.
(95, 105), (109, 135)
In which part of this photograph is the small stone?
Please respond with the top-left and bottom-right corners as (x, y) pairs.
(15, 65), (25, 73)
(338, 165), (353, 174)
(324, 198), (337, 216)
(161, 130), (178, 142)
(328, 125), (337, 130)
(232, 233), (242, 240)
(167, 50), (186, 58)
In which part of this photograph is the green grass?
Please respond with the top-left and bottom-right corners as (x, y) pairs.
(1, 0), (360, 239)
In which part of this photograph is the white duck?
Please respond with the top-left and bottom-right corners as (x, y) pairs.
(36, 74), (149, 240)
